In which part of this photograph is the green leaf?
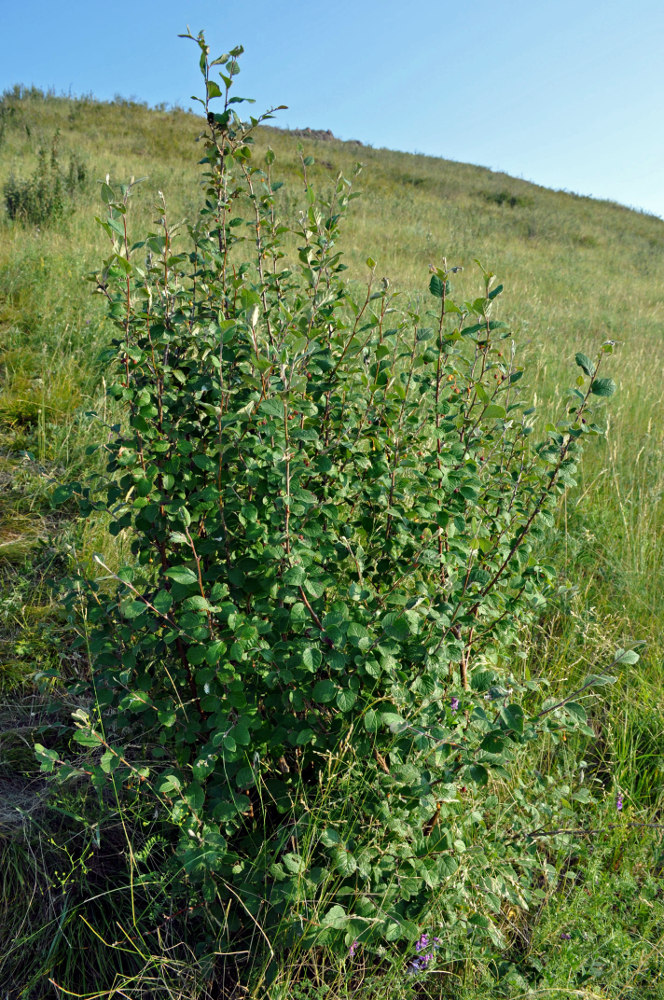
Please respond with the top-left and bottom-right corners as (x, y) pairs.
(481, 731), (506, 754)
(347, 621), (370, 645)
(232, 720), (251, 746)
(206, 80), (223, 100)
(258, 398), (283, 418)
(283, 852), (305, 874)
(583, 673), (617, 687)
(183, 595), (213, 612)
(336, 689), (357, 712)
(313, 679), (336, 703)
(468, 763), (489, 785)
(121, 599), (147, 620)
(575, 352), (594, 377)
(380, 711), (405, 732)
(184, 781), (205, 812)
(165, 566), (198, 585)
(193, 755), (216, 780)
(332, 847), (357, 877)
(302, 647), (322, 671)
(321, 904), (348, 928)
(34, 744), (59, 770)
(614, 647), (641, 665)
(73, 729), (102, 748)
(153, 590), (173, 614)
(429, 274), (445, 298)
(158, 773), (182, 795)
(235, 766), (256, 789)
(283, 566), (306, 586)
(206, 640), (228, 665)
(363, 709), (378, 733)
(107, 216), (125, 238)
(381, 612), (409, 640)
(484, 403), (506, 419)
(590, 377), (616, 397)
(303, 578), (326, 599)
(564, 701), (587, 723)
(500, 704), (524, 735)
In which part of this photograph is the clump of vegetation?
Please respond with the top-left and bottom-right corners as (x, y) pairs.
(3, 130), (86, 225)
(482, 190), (532, 209)
(35, 30), (626, 996)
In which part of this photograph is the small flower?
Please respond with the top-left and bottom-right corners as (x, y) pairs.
(616, 793), (624, 812)
(348, 940), (359, 959)
(409, 952), (434, 974)
(450, 697), (460, 712)
(560, 931), (571, 941)
(407, 932), (443, 974)
(415, 933), (429, 952)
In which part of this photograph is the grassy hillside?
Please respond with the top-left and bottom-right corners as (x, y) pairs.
(1, 85), (664, 999)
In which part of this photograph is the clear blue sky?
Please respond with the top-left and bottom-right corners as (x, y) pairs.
(2, 1), (663, 218)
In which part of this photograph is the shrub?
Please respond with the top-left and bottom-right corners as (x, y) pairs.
(482, 189), (532, 209)
(44, 30), (618, 990)
(4, 130), (86, 225)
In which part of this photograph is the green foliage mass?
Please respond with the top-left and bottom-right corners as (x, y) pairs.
(35, 32), (623, 987)
(3, 129), (86, 225)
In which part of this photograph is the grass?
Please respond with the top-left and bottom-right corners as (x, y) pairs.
(0, 84), (663, 998)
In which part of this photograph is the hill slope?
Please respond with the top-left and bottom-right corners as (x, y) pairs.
(1, 88), (663, 999)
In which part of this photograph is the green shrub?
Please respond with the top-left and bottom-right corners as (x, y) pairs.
(482, 190), (532, 209)
(44, 30), (620, 990)
(3, 130), (86, 225)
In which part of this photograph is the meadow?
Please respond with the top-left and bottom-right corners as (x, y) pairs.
(0, 66), (663, 1000)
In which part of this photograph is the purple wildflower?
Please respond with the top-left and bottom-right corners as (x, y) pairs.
(408, 933), (442, 974)
(348, 940), (359, 959)
(560, 932), (571, 940)
(616, 793), (624, 812)
(450, 697), (460, 712)
(408, 955), (431, 974)
(415, 933), (429, 953)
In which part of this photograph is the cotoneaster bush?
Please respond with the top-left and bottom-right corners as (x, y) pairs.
(42, 30), (622, 990)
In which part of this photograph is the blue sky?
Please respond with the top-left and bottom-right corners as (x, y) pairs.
(2, 1), (663, 218)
